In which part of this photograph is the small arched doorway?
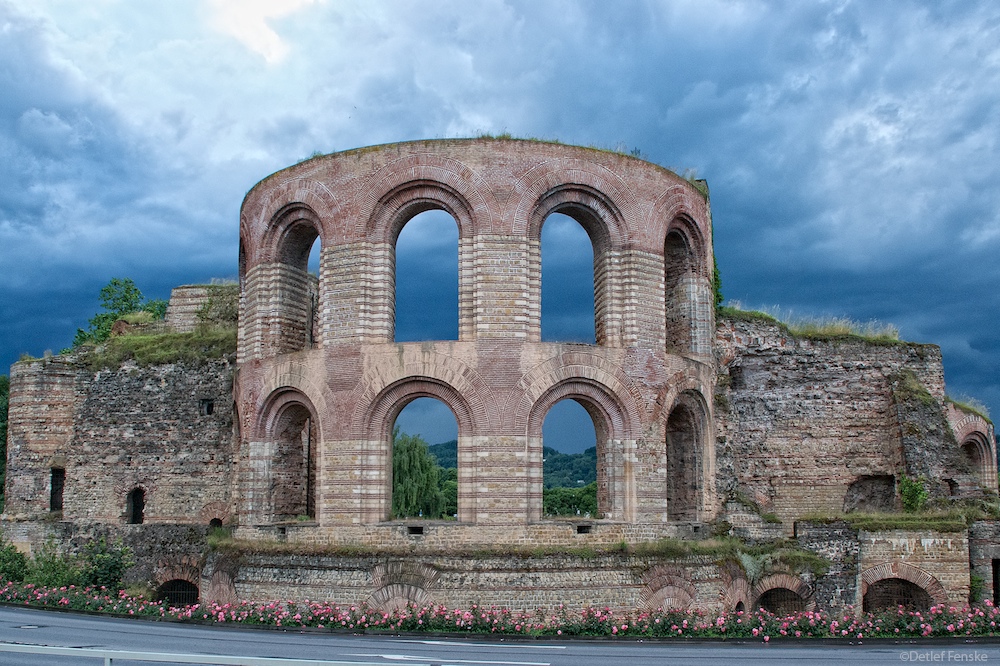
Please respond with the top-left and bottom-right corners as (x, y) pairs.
(126, 488), (145, 524)
(863, 578), (933, 612)
(157, 579), (199, 608)
(755, 587), (807, 616)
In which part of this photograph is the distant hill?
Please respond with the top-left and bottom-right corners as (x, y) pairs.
(543, 446), (596, 488)
(427, 440), (596, 489)
(428, 440), (457, 468)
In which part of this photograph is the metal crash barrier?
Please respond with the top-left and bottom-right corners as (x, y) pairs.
(0, 642), (429, 666)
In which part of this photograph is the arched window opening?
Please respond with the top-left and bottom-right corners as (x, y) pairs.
(49, 468), (65, 512)
(541, 213), (596, 343)
(962, 435), (990, 486)
(863, 578), (933, 613)
(157, 579), (199, 608)
(394, 210), (459, 342)
(666, 401), (702, 521)
(734, 601), (745, 613)
(756, 588), (807, 616)
(541, 399), (598, 517)
(126, 488), (145, 524)
(272, 403), (317, 522)
(664, 229), (697, 354)
(391, 397), (458, 519)
(273, 219), (320, 353)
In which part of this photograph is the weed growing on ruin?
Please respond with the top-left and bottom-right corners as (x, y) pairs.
(83, 326), (237, 370)
(900, 476), (929, 512)
(718, 303), (903, 345)
(893, 370), (937, 407)
(946, 395), (992, 423)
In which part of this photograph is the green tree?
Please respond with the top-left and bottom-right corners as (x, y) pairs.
(391, 427), (445, 519)
(81, 537), (134, 589)
(0, 374), (7, 510)
(0, 538), (27, 582)
(72, 278), (167, 346)
(543, 482), (598, 516)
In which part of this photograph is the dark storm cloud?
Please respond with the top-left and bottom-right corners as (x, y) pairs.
(2, 0), (998, 436)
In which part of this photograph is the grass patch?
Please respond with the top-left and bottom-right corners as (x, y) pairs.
(946, 395), (992, 423)
(83, 326), (236, 370)
(892, 369), (937, 407)
(718, 303), (904, 345)
(800, 509), (979, 533)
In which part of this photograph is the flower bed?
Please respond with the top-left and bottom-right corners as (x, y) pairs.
(3, 580), (1000, 640)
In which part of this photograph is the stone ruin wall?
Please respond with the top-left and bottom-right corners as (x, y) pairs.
(715, 315), (994, 529)
(3, 355), (235, 527)
(3, 138), (997, 613)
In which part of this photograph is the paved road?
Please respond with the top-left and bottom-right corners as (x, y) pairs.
(2, 605), (1000, 666)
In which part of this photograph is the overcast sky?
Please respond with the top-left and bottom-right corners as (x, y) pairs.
(2, 0), (998, 452)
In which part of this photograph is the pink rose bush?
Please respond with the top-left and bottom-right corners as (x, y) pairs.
(3, 580), (1000, 640)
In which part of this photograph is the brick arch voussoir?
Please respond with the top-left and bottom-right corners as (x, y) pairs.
(243, 177), (343, 264)
(355, 358), (495, 440)
(357, 155), (497, 240)
(513, 158), (638, 242)
(752, 573), (815, 610)
(366, 560), (439, 613)
(719, 577), (752, 613)
(154, 558), (202, 588)
(515, 357), (643, 440)
(251, 361), (330, 442)
(640, 565), (697, 611)
(860, 562), (949, 605)
(654, 377), (712, 426)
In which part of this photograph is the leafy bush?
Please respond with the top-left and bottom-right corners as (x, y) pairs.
(24, 541), (82, 587)
(900, 476), (929, 513)
(0, 540), (28, 582)
(81, 537), (134, 589)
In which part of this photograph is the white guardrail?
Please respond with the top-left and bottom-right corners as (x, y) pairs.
(0, 642), (436, 666)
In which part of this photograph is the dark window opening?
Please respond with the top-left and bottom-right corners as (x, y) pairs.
(208, 518), (223, 528)
(946, 478), (959, 496)
(272, 405), (316, 521)
(576, 524), (592, 534)
(664, 229), (696, 354)
(394, 210), (459, 342)
(541, 213), (595, 343)
(734, 601), (745, 613)
(863, 578), (932, 613)
(50, 468), (65, 511)
(156, 579), (199, 608)
(756, 588), (806, 616)
(407, 525), (425, 535)
(993, 560), (1000, 607)
(199, 399), (215, 416)
(666, 403), (700, 521)
(126, 488), (145, 524)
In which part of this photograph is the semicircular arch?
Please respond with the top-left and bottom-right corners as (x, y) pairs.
(243, 177), (343, 263)
(357, 155), (496, 241)
(860, 562), (948, 606)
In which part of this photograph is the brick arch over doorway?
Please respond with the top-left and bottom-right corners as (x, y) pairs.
(235, 138), (717, 539)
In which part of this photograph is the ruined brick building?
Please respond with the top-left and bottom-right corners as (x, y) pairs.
(3, 139), (998, 614)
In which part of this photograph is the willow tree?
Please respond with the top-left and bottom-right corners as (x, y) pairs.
(391, 427), (445, 519)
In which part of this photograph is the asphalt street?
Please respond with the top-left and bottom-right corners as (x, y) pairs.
(2, 605), (999, 666)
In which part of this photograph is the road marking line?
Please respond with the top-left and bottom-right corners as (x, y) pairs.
(396, 641), (565, 651)
(346, 653), (550, 665)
